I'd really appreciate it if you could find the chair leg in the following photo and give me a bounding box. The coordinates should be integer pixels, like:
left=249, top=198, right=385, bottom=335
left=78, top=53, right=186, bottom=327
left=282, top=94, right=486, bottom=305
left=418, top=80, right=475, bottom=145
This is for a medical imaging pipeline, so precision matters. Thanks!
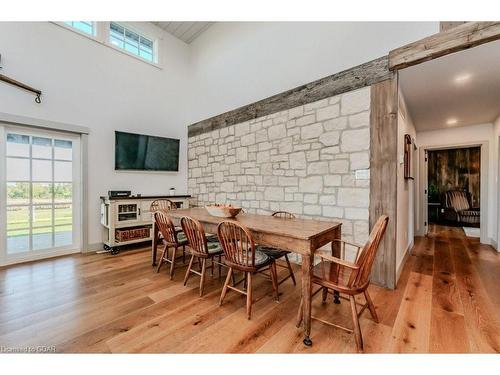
left=156, top=245, right=168, bottom=273
left=284, top=254, right=296, bottom=286
left=246, top=272, right=253, bottom=320
left=364, top=290, right=379, bottom=323
left=270, top=262, right=279, bottom=302
left=296, top=297, right=304, bottom=327
left=182, top=245, right=186, bottom=264
left=199, top=258, right=207, bottom=297
left=322, top=287, right=328, bottom=303
left=183, top=254, right=195, bottom=286
left=349, top=295, right=364, bottom=353
left=169, top=245, right=178, bottom=280
left=219, top=267, right=233, bottom=306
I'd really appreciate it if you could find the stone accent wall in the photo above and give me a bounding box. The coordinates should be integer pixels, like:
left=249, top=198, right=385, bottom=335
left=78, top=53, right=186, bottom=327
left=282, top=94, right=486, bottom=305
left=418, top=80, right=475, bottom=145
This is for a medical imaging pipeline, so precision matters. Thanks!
left=187, top=87, right=371, bottom=251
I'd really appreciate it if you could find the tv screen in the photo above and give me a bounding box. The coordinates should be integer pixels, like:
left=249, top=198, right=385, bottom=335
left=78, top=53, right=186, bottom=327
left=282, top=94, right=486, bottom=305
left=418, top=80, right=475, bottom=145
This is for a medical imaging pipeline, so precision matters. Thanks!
left=115, top=131, right=180, bottom=171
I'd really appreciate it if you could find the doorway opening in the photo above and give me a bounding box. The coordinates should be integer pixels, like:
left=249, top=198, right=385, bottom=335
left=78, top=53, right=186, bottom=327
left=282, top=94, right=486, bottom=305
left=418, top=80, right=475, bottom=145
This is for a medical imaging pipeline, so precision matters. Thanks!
left=426, top=146, right=481, bottom=238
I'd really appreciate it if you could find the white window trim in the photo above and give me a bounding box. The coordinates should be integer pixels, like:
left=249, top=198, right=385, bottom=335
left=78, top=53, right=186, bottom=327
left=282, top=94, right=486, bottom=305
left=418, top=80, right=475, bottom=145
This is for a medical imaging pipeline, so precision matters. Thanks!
left=51, top=21, right=161, bottom=69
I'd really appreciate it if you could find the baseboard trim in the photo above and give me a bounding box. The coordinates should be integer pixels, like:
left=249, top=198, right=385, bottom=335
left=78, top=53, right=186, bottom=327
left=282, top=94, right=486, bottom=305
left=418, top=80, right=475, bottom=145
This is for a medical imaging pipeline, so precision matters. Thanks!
left=396, top=241, right=413, bottom=284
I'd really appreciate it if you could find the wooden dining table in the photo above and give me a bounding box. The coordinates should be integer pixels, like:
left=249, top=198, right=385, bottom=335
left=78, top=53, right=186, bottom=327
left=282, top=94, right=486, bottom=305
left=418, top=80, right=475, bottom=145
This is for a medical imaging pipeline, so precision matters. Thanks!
left=151, top=207, right=342, bottom=346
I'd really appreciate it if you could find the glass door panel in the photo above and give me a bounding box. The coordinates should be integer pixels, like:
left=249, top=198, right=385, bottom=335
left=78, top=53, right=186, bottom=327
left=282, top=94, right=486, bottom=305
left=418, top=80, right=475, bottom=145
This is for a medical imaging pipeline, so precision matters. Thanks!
left=3, top=128, right=80, bottom=259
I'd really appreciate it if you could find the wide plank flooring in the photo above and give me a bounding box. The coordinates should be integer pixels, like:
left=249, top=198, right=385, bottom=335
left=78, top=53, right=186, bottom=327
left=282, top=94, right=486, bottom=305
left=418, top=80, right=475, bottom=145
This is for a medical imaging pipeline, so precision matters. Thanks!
left=0, top=225, right=499, bottom=353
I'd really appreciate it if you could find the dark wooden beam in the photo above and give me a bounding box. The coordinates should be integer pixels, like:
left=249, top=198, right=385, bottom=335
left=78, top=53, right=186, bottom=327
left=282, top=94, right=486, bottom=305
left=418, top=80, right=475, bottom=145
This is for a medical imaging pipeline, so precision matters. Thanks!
left=369, top=77, right=398, bottom=289
left=188, top=56, right=391, bottom=137
left=389, top=22, right=500, bottom=71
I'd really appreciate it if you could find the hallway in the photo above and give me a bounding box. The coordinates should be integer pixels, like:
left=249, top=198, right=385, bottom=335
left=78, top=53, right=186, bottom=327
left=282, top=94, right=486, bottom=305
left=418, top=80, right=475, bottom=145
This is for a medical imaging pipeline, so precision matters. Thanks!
left=398, top=225, right=500, bottom=352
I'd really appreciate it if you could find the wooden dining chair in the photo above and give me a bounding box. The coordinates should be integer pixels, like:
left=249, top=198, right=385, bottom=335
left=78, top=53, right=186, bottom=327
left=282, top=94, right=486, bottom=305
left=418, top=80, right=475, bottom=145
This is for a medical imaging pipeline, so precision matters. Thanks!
left=150, top=199, right=176, bottom=212
left=154, top=211, right=188, bottom=279
left=256, top=211, right=297, bottom=286
left=217, top=221, right=279, bottom=320
left=296, top=215, right=389, bottom=353
left=150, top=199, right=181, bottom=264
left=180, top=216, right=224, bottom=297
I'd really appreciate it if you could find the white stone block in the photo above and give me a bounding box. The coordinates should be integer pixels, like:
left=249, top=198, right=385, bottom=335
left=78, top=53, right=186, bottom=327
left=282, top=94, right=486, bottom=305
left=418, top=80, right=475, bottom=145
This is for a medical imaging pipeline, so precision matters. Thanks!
left=278, top=176, right=299, bottom=186
left=304, top=205, right=322, bottom=215
left=341, top=87, right=370, bottom=115
left=337, top=188, right=369, bottom=208
left=349, top=111, right=370, bottom=128
left=316, top=104, right=340, bottom=121
left=264, top=186, right=284, bottom=201
left=241, top=133, right=255, bottom=146
left=345, top=208, right=369, bottom=220
left=350, top=152, right=370, bottom=170
left=299, top=176, right=323, bottom=193
left=319, top=131, right=340, bottom=146
left=323, top=117, right=348, bottom=131
left=235, top=122, right=250, bottom=136
left=295, top=114, right=316, bottom=127
left=329, top=160, right=349, bottom=174
left=288, top=106, right=304, bottom=119
left=300, top=122, right=323, bottom=139
left=289, top=152, right=307, bottom=169
left=268, top=123, right=287, bottom=140
left=319, top=195, right=336, bottom=206
left=304, top=194, right=318, bottom=204
left=323, top=206, right=344, bottom=218
left=307, top=161, right=329, bottom=175
left=324, top=175, right=341, bottom=186
left=340, top=128, right=370, bottom=152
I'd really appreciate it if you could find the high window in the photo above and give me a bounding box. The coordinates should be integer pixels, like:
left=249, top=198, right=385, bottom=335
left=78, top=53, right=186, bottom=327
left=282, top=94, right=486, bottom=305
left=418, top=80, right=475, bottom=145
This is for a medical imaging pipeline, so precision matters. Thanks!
left=109, top=22, right=155, bottom=62
left=64, top=21, right=95, bottom=36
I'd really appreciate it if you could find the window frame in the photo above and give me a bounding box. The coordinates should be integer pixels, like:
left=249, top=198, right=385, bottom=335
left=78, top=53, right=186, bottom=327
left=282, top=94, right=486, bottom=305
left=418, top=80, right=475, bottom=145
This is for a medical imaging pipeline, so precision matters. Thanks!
left=63, top=21, right=96, bottom=37
left=0, top=124, right=82, bottom=265
left=108, top=22, right=156, bottom=64
left=52, top=21, right=161, bottom=68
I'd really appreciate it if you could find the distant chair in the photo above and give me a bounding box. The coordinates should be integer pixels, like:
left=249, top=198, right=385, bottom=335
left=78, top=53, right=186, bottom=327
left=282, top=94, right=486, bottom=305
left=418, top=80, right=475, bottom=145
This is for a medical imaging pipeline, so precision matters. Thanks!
left=296, top=215, right=389, bottom=353
left=256, top=211, right=297, bottom=286
left=443, top=190, right=480, bottom=226
left=150, top=199, right=176, bottom=212
left=217, top=220, right=279, bottom=320
left=180, top=216, right=224, bottom=297
left=154, top=211, right=188, bottom=279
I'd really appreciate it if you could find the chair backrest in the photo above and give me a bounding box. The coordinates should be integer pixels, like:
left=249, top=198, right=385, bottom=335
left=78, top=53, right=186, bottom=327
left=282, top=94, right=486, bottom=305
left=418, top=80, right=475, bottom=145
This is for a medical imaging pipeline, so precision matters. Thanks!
left=350, top=215, right=389, bottom=288
left=217, top=221, right=257, bottom=269
left=154, top=211, right=178, bottom=244
left=444, top=190, right=471, bottom=211
left=271, top=211, right=296, bottom=219
left=180, top=216, right=208, bottom=255
left=150, top=199, right=176, bottom=212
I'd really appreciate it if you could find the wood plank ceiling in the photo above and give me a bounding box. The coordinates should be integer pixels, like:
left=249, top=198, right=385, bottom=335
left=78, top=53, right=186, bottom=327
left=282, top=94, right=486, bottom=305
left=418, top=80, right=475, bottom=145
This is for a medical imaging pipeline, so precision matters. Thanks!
left=152, top=22, right=214, bottom=43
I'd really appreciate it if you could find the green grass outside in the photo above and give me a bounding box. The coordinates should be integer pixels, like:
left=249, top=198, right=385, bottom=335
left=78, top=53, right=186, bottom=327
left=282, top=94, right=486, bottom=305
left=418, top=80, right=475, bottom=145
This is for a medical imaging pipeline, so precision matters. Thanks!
left=7, top=206, right=72, bottom=237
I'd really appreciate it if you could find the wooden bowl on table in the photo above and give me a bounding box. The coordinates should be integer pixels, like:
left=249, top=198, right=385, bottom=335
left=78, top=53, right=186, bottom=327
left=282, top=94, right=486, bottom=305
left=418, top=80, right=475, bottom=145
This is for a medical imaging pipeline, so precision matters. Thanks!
left=205, top=204, right=242, bottom=218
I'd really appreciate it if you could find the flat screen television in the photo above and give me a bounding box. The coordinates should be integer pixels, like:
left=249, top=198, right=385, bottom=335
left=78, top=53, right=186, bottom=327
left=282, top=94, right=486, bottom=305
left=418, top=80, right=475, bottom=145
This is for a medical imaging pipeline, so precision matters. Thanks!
left=115, top=131, right=180, bottom=171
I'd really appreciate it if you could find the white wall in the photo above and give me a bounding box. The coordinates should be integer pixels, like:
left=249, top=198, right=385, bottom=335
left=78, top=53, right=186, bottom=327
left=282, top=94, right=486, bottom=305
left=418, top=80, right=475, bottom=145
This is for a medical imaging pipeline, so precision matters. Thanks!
left=0, top=22, right=191, bottom=246
left=494, top=115, right=500, bottom=249
left=0, top=21, right=440, bottom=251
left=396, top=90, right=416, bottom=278
left=187, top=22, right=439, bottom=124
left=416, top=123, right=498, bottom=248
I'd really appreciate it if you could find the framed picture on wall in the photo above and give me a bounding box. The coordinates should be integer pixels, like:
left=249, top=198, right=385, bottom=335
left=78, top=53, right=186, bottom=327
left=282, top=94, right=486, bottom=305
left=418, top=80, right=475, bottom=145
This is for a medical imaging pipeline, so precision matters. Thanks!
left=404, top=134, right=414, bottom=179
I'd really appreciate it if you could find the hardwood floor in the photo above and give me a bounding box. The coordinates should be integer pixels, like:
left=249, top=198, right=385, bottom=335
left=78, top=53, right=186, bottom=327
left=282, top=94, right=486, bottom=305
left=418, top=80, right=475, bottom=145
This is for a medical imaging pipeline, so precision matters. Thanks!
left=1, top=225, right=499, bottom=353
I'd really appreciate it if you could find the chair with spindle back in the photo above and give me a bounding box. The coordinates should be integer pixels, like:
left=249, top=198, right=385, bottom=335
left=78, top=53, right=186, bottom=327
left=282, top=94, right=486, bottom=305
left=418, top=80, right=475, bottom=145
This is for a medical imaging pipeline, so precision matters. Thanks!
left=180, top=216, right=224, bottom=297
left=256, top=211, right=297, bottom=286
left=296, top=215, right=389, bottom=353
left=150, top=199, right=180, bottom=265
left=217, top=221, right=279, bottom=320
left=154, top=211, right=188, bottom=279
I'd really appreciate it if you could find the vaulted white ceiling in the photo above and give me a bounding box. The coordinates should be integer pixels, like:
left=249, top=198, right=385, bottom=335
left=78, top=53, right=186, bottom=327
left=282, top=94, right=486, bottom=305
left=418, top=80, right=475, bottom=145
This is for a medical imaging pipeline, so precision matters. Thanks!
left=399, top=40, right=500, bottom=131
left=152, top=22, right=214, bottom=44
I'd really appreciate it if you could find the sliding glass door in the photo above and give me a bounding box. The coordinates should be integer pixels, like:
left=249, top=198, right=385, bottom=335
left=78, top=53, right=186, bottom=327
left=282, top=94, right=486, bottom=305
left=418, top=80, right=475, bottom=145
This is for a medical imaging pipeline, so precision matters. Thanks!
left=0, top=124, right=81, bottom=264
